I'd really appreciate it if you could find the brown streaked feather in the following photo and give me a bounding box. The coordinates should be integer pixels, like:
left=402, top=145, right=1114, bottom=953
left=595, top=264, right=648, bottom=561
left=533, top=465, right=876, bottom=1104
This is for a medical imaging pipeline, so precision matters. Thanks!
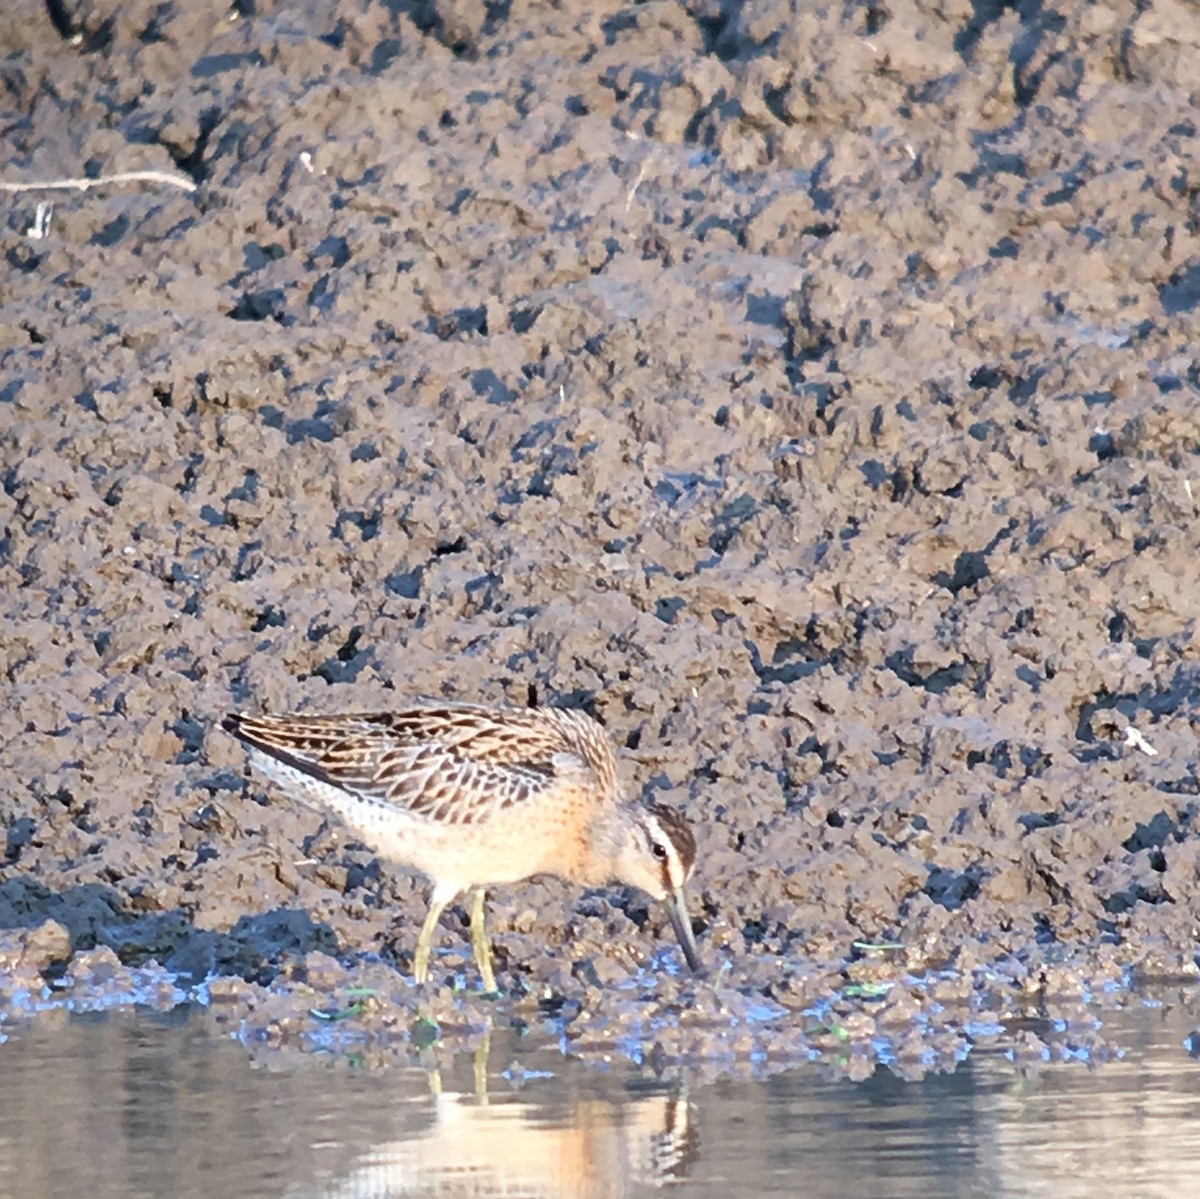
left=221, top=702, right=611, bottom=826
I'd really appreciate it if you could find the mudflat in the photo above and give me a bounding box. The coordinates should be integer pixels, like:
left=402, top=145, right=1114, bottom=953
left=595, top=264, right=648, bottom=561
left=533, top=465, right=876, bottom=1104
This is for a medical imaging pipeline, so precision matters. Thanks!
left=1, top=0, right=1198, bottom=1068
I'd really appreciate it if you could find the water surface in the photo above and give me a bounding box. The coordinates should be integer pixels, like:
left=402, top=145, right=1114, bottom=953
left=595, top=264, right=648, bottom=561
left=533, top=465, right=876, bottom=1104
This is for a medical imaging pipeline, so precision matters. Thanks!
left=0, top=999, right=1197, bottom=1197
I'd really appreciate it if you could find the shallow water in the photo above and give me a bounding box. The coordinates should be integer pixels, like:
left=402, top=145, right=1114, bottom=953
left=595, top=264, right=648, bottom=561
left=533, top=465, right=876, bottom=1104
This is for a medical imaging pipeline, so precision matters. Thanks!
left=1, top=999, right=1198, bottom=1198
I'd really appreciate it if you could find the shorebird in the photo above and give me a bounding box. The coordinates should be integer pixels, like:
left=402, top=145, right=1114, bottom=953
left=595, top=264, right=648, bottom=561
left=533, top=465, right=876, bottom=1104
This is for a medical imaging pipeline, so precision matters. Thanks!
left=222, top=700, right=700, bottom=991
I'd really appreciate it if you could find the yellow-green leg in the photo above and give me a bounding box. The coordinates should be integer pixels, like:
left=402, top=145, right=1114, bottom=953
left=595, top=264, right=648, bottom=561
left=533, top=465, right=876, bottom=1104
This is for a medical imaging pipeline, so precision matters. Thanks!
left=469, top=888, right=498, bottom=994
left=413, top=896, right=449, bottom=984
left=473, top=1030, right=492, bottom=1100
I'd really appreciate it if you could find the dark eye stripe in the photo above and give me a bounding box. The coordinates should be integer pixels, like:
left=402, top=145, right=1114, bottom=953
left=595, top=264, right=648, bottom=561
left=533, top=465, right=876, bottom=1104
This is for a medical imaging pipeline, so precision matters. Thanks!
left=646, top=804, right=695, bottom=875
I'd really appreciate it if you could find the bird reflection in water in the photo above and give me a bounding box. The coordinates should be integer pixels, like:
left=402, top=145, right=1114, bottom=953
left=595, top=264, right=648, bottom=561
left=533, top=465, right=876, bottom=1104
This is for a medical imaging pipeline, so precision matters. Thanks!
left=292, top=1044, right=697, bottom=1198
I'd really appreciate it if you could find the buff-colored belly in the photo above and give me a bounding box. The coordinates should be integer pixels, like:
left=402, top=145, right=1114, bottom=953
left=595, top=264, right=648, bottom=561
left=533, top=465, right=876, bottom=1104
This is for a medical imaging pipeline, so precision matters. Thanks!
left=254, top=751, right=592, bottom=897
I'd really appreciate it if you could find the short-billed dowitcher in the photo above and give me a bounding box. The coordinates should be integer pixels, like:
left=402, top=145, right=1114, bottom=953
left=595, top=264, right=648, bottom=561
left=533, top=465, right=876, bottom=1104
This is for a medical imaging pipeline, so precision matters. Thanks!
left=222, top=700, right=700, bottom=990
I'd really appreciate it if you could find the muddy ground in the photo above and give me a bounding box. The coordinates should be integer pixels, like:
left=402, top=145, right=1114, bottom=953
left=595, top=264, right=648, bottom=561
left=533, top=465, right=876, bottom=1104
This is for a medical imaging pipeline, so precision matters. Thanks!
left=1, top=0, right=1199, bottom=1071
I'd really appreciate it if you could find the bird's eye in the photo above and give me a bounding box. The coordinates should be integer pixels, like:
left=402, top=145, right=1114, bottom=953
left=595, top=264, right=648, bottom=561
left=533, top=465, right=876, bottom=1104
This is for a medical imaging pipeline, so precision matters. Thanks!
left=651, top=841, right=668, bottom=862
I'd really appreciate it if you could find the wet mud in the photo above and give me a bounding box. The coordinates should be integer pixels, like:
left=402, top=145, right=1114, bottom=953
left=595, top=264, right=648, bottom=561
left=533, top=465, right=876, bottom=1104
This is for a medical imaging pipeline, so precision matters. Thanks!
left=2, top=0, right=1199, bottom=1074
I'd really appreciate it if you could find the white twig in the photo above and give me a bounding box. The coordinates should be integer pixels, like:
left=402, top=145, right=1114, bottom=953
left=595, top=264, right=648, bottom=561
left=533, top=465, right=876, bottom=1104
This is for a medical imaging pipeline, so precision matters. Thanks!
left=0, top=169, right=197, bottom=194
left=626, top=163, right=647, bottom=211
left=1123, top=726, right=1158, bottom=757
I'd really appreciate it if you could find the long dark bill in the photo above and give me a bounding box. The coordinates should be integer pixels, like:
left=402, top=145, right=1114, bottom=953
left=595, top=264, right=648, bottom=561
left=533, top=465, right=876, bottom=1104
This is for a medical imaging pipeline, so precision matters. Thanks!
left=666, top=886, right=701, bottom=973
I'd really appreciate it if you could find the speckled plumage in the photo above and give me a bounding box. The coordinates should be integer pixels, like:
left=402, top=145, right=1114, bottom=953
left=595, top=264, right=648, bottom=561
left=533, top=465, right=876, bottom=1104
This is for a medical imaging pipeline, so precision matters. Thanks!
left=222, top=700, right=700, bottom=989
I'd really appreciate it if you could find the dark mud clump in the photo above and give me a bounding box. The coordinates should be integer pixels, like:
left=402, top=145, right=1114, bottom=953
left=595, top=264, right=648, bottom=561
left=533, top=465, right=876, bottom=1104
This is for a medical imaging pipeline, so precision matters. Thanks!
left=2, top=0, right=1199, bottom=1073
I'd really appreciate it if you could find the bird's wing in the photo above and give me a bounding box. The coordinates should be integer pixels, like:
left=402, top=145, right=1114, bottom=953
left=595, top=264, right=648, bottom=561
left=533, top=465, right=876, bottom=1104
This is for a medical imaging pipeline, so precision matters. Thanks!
left=224, top=707, right=579, bottom=825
